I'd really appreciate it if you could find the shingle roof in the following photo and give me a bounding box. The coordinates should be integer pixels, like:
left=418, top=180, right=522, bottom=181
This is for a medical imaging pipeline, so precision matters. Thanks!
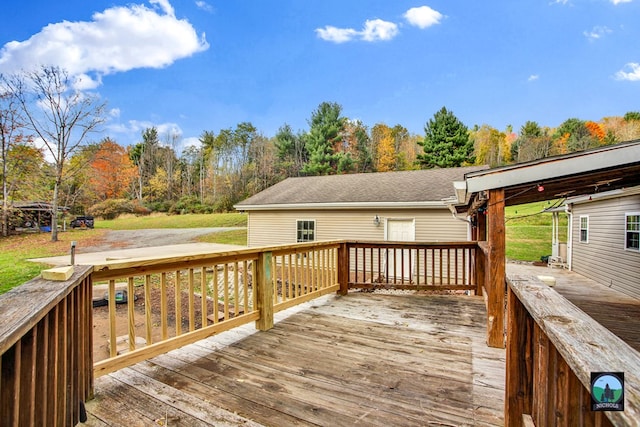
left=236, top=166, right=487, bottom=209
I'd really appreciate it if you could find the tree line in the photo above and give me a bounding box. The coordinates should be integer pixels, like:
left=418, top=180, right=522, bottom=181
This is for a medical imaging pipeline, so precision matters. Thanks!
left=2, top=66, right=640, bottom=240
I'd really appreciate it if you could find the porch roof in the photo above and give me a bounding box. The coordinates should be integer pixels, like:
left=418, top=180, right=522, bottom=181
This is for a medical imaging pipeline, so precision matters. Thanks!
left=452, top=139, right=640, bottom=212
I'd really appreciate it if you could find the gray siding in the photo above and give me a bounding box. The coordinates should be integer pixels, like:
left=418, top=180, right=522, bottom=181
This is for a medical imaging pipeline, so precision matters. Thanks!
left=246, top=208, right=468, bottom=248
left=570, top=194, right=640, bottom=299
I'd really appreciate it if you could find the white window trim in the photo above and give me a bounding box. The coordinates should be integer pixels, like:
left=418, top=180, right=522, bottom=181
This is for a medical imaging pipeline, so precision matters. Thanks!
left=296, top=219, right=316, bottom=243
left=579, top=215, right=589, bottom=243
left=625, top=212, right=640, bottom=252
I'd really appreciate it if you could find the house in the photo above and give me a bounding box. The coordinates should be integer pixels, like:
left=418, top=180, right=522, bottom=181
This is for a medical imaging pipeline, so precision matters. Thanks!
left=564, top=185, right=640, bottom=300
left=235, top=166, right=487, bottom=247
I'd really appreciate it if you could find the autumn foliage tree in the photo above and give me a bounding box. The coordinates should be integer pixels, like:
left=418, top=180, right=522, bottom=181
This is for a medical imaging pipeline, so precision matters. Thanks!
left=4, top=66, right=106, bottom=241
left=372, top=123, right=396, bottom=172
left=88, top=138, right=136, bottom=201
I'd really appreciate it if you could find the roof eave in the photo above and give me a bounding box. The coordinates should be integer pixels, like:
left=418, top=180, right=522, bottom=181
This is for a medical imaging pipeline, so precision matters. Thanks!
left=234, top=201, right=448, bottom=211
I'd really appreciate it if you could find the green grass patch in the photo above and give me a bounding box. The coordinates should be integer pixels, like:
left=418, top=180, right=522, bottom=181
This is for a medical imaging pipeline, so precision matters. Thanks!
left=0, top=229, right=107, bottom=294
left=96, top=212, right=247, bottom=229
left=197, top=228, right=247, bottom=246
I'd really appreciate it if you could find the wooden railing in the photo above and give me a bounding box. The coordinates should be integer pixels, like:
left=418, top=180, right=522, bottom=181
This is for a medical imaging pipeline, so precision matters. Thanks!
left=0, top=265, right=94, bottom=427
left=91, top=241, right=340, bottom=378
left=505, top=275, right=640, bottom=426
left=0, top=240, right=481, bottom=426
left=346, top=241, right=480, bottom=293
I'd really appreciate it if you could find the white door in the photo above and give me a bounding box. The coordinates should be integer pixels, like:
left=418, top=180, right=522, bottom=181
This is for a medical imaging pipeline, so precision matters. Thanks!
left=385, top=219, right=415, bottom=281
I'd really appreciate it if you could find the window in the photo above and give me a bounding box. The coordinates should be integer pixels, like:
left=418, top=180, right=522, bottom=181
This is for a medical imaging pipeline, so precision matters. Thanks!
left=579, top=216, right=589, bottom=243
left=626, top=213, right=640, bottom=251
left=296, top=220, right=315, bottom=242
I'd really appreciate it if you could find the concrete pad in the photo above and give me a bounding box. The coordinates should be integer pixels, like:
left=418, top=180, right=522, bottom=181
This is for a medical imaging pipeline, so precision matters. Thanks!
left=30, top=243, right=246, bottom=266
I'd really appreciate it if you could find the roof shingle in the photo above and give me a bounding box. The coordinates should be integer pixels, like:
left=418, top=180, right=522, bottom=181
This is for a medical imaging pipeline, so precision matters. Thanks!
left=236, top=166, right=487, bottom=207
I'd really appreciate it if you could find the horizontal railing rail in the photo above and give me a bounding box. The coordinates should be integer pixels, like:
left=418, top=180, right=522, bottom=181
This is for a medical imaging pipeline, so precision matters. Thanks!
left=505, top=275, right=639, bottom=426
left=346, top=241, right=480, bottom=293
left=0, top=266, right=94, bottom=427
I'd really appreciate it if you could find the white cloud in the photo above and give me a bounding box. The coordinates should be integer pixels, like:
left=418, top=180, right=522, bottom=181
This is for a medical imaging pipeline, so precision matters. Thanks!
left=109, top=108, right=121, bottom=118
left=316, top=19, right=398, bottom=43
left=315, top=26, right=359, bottom=43
left=528, top=74, right=539, bottom=82
left=361, top=19, right=399, bottom=42
left=404, top=6, right=443, bottom=29
left=0, top=0, right=208, bottom=87
left=611, top=0, right=632, bottom=4
left=615, top=63, right=640, bottom=81
left=150, top=0, right=175, bottom=16
left=182, top=136, right=202, bottom=149
left=195, top=1, right=214, bottom=13
left=584, top=26, right=612, bottom=41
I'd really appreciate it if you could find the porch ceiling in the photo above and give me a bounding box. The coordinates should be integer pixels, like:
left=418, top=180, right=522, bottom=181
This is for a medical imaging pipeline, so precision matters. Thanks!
left=501, top=162, right=640, bottom=206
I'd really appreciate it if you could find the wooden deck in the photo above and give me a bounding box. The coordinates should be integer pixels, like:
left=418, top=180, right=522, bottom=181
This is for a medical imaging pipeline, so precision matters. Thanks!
left=507, top=263, right=640, bottom=352
left=83, top=293, right=505, bottom=426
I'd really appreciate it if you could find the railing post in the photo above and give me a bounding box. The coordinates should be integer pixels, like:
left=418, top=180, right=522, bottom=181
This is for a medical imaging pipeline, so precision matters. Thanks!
left=255, top=251, right=274, bottom=331
left=337, top=242, right=349, bottom=295
left=505, top=285, right=534, bottom=426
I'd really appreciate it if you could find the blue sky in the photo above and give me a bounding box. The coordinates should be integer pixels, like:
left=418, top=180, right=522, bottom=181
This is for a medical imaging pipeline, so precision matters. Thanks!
left=1, top=0, right=639, bottom=151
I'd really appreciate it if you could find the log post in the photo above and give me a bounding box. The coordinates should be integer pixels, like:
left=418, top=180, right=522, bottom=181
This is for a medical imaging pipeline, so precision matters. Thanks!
left=487, top=188, right=506, bottom=348
left=255, top=251, right=274, bottom=331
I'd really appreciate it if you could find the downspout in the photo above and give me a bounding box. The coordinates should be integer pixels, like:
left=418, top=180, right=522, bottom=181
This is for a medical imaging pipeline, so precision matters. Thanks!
left=565, top=204, right=573, bottom=270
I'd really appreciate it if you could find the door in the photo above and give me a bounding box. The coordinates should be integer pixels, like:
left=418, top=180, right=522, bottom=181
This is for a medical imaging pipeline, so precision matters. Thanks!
left=385, top=219, right=415, bottom=281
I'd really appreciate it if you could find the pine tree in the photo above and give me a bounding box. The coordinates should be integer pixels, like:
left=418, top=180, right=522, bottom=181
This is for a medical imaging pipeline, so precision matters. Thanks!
left=302, top=102, right=348, bottom=175
left=417, top=107, right=474, bottom=168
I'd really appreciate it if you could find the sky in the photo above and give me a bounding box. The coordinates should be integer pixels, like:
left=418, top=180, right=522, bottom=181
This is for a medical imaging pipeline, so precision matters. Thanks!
left=1, top=0, right=639, bottom=152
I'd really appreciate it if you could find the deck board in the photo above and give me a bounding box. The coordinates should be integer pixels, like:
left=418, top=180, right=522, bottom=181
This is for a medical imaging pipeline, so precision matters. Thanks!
left=84, top=293, right=505, bottom=426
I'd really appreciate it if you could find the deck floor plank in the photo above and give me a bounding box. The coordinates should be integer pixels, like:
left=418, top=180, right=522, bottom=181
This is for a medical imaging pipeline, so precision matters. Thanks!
left=84, top=293, right=505, bottom=426
left=507, top=263, right=640, bottom=352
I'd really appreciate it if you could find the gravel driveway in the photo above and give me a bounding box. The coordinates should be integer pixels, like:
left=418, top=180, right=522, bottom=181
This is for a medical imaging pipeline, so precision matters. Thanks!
left=32, top=228, right=246, bottom=266
left=82, top=227, right=244, bottom=252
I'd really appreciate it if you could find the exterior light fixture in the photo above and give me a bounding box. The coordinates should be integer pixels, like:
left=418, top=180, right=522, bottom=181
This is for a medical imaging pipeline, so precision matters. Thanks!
left=537, top=184, right=544, bottom=192
left=373, top=215, right=381, bottom=226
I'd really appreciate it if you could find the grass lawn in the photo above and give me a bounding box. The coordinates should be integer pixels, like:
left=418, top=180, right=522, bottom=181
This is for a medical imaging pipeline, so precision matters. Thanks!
left=0, top=213, right=248, bottom=294
left=97, top=212, right=247, bottom=229
left=505, top=200, right=568, bottom=261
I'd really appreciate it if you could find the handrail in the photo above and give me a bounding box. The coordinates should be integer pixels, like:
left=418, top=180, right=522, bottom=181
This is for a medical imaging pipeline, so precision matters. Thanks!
left=506, top=275, right=639, bottom=426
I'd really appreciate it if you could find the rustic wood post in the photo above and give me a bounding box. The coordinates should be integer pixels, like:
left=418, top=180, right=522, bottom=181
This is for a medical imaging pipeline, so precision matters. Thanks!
left=337, top=242, right=349, bottom=295
left=487, top=188, right=506, bottom=348
left=505, top=286, right=534, bottom=426
left=255, top=251, right=274, bottom=331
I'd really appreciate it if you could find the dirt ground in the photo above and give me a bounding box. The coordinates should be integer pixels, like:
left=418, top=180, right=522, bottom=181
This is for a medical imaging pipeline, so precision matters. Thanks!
left=92, top=283, right=209, bottom=362
left=87, top=229, right=229, bottom=363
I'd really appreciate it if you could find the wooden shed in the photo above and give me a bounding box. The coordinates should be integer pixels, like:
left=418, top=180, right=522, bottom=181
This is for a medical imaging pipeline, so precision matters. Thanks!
left=235, top=166, right=487, bottom=247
